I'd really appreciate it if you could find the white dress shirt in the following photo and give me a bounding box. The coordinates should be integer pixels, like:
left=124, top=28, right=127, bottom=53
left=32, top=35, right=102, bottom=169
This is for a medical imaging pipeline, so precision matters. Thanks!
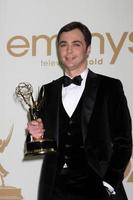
left=62, top=68, right=88, bottom=117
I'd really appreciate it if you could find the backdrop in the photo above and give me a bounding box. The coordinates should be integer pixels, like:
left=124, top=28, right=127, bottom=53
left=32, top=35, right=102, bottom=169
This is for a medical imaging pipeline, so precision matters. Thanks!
left=0, top=0, right=133, bottom=199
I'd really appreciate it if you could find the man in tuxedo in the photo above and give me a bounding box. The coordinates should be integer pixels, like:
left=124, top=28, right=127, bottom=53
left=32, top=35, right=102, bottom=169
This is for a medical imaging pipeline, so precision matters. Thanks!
left=26, top=22, right=132, bottom=200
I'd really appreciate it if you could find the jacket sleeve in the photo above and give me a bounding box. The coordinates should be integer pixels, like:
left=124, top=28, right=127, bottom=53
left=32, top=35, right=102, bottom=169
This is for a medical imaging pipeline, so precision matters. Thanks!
left=104, top=79, right=132, bottom=188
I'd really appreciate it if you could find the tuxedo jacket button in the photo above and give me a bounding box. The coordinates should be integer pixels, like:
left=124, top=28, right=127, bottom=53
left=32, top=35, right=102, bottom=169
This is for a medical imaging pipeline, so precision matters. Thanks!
left=65, top=144, right=71, bottom=148
left=64, top=155, right=70, bottom=159
left=69, top=120, right=73, bottom=125
left=67, top=132, right=71, bottom=136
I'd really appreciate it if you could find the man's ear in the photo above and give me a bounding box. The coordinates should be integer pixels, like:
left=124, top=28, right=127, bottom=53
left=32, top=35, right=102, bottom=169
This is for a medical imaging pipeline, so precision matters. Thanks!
left=86, top=45, right=91, bottom=57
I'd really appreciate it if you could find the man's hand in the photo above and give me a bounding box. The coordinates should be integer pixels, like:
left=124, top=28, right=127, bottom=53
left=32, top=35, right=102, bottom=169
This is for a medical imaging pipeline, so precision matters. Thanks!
left=26, top=118, right=45, bottom=141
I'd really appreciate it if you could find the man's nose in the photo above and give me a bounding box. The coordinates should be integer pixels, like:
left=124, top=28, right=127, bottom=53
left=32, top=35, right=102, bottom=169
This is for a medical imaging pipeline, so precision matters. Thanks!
left=67, top=45, right=72, bottom=53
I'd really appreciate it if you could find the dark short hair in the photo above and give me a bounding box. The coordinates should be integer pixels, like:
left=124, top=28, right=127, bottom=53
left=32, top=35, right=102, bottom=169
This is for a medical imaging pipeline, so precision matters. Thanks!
left=57, top=21, right=92, bottom=48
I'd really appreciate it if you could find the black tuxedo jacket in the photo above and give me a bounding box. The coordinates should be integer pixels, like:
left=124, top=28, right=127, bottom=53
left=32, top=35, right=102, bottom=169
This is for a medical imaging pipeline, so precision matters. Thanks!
left=38, top=70, right=132, bottom=200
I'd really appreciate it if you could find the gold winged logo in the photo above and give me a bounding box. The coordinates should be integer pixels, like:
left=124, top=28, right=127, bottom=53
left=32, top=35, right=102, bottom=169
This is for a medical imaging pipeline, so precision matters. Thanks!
left=0, top=125, right=23, bottom=199
left=0, top=125, right=13, bottom=186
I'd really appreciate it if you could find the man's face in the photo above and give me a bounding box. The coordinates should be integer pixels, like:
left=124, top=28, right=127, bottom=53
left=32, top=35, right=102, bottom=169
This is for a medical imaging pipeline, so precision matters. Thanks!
left=58, top=29, right=90, bottom=73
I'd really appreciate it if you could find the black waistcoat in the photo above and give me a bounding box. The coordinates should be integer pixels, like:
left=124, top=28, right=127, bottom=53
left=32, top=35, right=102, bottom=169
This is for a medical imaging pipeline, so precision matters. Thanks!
left=57, top=95, right=88, bottom=170
left=52, top=92, right=107, bottom=200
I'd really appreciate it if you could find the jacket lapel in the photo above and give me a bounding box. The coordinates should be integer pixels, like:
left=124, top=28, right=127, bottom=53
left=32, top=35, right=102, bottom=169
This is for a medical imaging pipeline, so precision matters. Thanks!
left=81, top=70, right=101, bottom=143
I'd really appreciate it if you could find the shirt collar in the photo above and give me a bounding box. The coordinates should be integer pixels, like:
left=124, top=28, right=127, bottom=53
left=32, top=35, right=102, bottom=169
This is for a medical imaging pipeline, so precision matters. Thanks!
left=80, top=68, right=88, bottom=81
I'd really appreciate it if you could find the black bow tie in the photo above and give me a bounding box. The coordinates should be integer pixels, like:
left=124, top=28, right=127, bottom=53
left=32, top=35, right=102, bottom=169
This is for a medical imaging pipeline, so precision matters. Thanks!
left=63, top=75, right=83, bottom=87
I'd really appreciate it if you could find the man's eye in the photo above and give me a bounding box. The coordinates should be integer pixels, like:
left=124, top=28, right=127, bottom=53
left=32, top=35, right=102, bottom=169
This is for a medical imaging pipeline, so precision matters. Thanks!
left=73, top=43, right=81, bottom=46
left=59, top=43, right=66, bottom=47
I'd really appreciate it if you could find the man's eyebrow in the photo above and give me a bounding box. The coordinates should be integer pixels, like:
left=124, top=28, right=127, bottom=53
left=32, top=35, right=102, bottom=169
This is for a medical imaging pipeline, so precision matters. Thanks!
left=59, top=40, right=82, bottom=45
left=59, top=41, right=67, bottom=45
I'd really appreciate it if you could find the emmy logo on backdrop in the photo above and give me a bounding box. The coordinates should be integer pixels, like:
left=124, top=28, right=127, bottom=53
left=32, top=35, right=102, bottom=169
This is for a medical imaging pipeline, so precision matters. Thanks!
left=0, top=125, right=23, bottom=200
left=15, top=82, right=56, bottom=157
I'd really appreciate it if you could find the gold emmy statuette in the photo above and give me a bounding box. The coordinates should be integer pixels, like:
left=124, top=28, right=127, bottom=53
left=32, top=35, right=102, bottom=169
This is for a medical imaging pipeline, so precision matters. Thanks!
left=15, top=82, right=56, bottom=157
